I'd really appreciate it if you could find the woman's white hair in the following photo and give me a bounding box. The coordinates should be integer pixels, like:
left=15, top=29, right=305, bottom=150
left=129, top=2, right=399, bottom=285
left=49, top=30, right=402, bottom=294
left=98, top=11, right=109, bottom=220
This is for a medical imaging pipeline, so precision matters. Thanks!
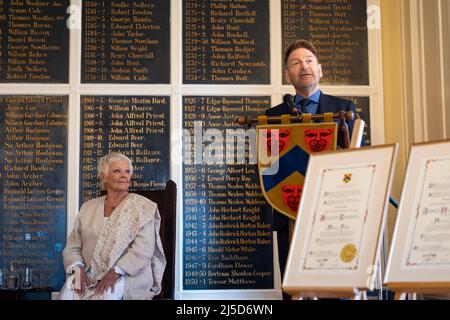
left=97, top=153, right=133, bottom=190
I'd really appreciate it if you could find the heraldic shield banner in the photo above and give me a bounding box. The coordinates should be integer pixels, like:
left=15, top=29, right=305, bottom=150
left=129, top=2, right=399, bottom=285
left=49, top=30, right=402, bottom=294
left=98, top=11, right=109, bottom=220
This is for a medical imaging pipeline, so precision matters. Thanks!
left=257, top=122, right=337, bottom=219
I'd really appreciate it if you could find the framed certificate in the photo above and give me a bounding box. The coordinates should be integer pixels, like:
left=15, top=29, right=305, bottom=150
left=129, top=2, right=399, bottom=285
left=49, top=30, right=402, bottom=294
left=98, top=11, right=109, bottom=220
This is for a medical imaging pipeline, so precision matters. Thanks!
left=282, top=144, right=398, bottom=296
left=385, top=140, right=450, bottom=291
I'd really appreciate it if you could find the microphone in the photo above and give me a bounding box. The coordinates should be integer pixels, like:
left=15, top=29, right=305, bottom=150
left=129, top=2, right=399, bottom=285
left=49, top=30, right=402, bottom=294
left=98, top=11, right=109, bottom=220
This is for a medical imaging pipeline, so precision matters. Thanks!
left=283, top=94, right=300, bottom=116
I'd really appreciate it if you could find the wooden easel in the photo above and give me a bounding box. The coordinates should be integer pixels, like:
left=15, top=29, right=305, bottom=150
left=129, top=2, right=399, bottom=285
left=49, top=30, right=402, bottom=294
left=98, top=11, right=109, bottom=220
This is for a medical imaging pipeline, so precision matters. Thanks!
left=285, top=287, right=369, bottom=300
left=388, top=283, right=450, bottom=300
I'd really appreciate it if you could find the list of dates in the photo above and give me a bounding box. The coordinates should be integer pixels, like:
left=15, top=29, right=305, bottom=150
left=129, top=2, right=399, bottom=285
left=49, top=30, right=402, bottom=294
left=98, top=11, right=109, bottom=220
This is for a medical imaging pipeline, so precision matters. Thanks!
left=0, top=0, right=69, bottom=82
left=183, top=96, right=274, bottom=289
left=183, top=0, right=270, bottom=84
left=80, top=96, right=170, bottom=204
left=282, top=0, right=369, bottom=85
left=0, top=96, right=68, bottom=289
left=82, top=0, right=170, bottom=83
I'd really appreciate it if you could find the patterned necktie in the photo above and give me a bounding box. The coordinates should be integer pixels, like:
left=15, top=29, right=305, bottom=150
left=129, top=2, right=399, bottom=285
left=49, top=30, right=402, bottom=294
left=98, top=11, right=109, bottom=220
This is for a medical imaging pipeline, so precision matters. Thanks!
left=300, top=99, right=310, bottom=114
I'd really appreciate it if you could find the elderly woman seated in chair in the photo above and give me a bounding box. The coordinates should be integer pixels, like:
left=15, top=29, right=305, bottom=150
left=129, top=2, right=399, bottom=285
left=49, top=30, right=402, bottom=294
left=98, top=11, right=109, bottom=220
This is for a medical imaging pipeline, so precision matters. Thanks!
left=60, top=153, right=166, bottom=300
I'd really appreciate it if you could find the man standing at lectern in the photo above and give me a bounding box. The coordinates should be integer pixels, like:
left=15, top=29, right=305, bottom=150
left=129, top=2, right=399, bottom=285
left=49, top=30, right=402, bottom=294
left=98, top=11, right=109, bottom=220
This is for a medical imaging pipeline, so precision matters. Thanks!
left=265, top=39, right=360, bottom=282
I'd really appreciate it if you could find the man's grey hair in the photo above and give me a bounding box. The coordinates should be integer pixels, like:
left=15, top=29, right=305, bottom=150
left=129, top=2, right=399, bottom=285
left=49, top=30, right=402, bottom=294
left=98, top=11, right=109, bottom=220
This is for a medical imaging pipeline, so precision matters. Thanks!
left=97, top=153, right=133, bottom=189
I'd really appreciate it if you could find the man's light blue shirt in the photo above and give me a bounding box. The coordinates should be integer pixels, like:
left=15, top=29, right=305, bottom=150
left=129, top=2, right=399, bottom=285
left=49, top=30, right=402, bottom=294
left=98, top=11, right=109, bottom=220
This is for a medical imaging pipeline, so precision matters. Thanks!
left=294, top=90, right=321, bottom=114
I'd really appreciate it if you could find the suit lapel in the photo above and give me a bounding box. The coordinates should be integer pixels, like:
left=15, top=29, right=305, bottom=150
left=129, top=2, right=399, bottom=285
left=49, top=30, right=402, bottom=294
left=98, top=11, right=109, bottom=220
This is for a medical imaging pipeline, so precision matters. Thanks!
left=317, top=93, right=329, bottom=114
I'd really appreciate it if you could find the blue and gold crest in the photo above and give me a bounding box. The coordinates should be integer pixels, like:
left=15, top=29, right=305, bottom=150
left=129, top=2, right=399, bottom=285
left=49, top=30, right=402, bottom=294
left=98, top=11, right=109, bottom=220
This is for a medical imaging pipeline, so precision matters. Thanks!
left=257, top=120, right=337, bottom=219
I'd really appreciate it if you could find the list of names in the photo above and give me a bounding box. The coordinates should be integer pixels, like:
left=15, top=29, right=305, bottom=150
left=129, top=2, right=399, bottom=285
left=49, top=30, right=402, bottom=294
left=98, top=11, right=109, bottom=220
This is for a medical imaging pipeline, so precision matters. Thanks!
left=80, top=95, right=170, bottom=204
left=82, top=0, right=170, bottom=83
left=0, top=95, right=68, bottom=288
left=282, top=0, right=368, bottom=85
left=0, top=0, right=69, bottom=82
left=183, top=0, right=270, bottom=84
left=183, top=96, right=273, bottom=289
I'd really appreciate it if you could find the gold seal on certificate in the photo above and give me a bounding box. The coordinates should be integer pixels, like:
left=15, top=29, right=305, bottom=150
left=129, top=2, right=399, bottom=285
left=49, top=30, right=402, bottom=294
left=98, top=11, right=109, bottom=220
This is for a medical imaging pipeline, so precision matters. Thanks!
left=343, top=173, right=352, bottom=184
left=340, top=244, right=357, bottom=263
